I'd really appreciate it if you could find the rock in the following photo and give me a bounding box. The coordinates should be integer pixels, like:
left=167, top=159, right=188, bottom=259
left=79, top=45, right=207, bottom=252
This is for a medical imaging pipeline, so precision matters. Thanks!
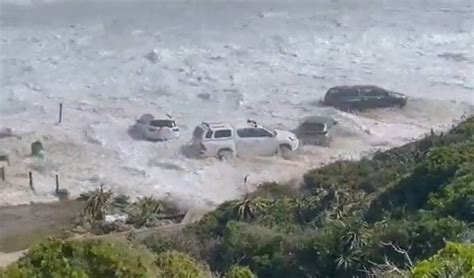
left=181, top=207, right=210, bottom=225
left=0, top=128, right=14, bottom=139
left=55, top=189, right=70, bottom=201
left=144, top=49, right=160, bottom=63
left=197, top=92, right=211, bottom=101
left=31, top=141, right=44, bottom=158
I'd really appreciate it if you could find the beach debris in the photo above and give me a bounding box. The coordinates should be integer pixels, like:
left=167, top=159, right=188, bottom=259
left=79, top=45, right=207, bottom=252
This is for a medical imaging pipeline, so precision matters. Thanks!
left=144, top=49, right=160, bottom=63
left=0, top=154, right=9, bottom=166
left=105, top=213, right=128, bottom=223
left=55, top=189, right=70, bottom=201
left=55, top=175, right=70, bottom=201
left=0, top=128, right=21, bottom=139
left=31, top=141, right=44, bottom=158
left=197, top=92, right=211, bottom=101
left=181, top=206, right=211, bottom=225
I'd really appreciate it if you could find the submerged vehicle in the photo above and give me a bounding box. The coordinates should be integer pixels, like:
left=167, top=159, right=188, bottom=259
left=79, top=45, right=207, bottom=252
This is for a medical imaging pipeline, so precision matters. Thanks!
left=191, top=120, right=299, bottom=160
left=295, top=116, right=338, bottom=147
left=131, top=114, right=180, bottom=142
left=323, top=85, right=407, bottom=111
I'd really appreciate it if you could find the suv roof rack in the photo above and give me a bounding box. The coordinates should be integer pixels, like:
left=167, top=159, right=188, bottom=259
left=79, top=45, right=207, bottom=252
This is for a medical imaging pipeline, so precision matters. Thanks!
left=201, top=122, right=232, bottom=130
left=247, top=119, right=258, bottom=127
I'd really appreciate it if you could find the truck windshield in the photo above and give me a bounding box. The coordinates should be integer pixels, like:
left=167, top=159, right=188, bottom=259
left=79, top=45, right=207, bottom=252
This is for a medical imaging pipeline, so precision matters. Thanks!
left=301, top=122, right=326, bottom=134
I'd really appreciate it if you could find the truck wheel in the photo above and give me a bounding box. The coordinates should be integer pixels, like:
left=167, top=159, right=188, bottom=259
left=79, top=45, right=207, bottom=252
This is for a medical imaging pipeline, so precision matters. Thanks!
left=340, top=104, right=354, bottom=113
left=218, top=149, right=234, bottom=161
left=322, top=140, right=331, bottom=148
left=398, top=100, right=407, bottom=108
left=279, top=145, right=293, bottom=160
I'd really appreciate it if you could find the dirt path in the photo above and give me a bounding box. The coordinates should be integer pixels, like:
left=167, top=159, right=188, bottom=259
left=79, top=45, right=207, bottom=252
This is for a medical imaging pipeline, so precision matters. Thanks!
left=0, top=200, right=84, bottom=252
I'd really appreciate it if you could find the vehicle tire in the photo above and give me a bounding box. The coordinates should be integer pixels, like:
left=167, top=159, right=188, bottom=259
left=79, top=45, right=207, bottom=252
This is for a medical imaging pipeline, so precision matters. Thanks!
left=322, top=139, right=331, bottom=148
left=218, top=149, right=234, bottom=161
left=398, top=100, right=407, bottom=108
left=279, top=144, right=293, bottom=160
left=340, top=104, right=354, bottom=113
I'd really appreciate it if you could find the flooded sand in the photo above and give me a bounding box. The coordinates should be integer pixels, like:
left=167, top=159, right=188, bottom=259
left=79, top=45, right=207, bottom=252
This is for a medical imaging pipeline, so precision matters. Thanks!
left=0, top=200, right=84, bottom=252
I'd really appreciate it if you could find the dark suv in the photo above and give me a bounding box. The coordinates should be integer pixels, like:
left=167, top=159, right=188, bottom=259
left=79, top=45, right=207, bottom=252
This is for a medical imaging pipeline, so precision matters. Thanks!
left=323, top=85, right=407, bottom=111
left=295, top=116, right=337, bottom=147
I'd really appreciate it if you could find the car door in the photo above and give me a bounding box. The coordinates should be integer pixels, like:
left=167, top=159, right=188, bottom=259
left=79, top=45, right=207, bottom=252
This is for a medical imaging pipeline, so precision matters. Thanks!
left=359, top=88, right=375, bottom=108
left=236, top=128, right=258, bottom=157
left=236, top=128, right=275, bottom=157
left=252, top=128, right=278, bottom=156
left=341, top=89, right=362, bottom=109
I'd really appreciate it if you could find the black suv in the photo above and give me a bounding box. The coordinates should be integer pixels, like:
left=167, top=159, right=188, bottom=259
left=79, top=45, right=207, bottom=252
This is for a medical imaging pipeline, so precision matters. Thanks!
left=323, top=85, right=407, bottom=111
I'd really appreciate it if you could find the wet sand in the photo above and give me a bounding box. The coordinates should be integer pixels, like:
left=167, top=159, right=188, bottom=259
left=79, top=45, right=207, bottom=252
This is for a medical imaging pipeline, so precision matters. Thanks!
left=0, top=200, right=84, bottom=252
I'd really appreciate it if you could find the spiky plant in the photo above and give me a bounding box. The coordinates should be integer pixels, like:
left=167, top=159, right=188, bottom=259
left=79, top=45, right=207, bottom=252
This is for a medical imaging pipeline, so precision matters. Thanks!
left=127, top=197, right=164, bottom=227
left=82, top=184, right=113, bottom=222
left=335, top=219, right=369, bottom=274
left=234, top=197, right=268, bottom=222
left=235, top=198, right=254, bottom=221
left=112, top=195, right=130, bottom=210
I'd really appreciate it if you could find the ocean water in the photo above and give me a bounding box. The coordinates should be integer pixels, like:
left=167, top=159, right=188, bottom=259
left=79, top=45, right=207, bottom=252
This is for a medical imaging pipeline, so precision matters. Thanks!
left=0, top=0, right=472, bottom=208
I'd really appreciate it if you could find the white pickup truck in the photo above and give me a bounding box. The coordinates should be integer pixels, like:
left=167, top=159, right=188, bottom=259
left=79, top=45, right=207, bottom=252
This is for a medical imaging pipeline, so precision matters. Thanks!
left=191, top=121, right=299, bottom=160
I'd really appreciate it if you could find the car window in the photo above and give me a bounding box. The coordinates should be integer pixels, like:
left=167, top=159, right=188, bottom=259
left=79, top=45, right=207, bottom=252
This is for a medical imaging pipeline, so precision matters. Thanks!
left=237, top=128, right=256, bottom=138
left=237, top=128, right=272, bottom=138
left=361, top=89, right=381, bottom=97
left=338, top=89, right=359, bottom=97
left=301, top=122, right=325, bottom=133
left=205, top=131, right=213, bottom=139
left=150, top=120, right=175, bottom=128
left=214, top=129, right=232, bottom=138
left=254, top=128, right=273, bottom=137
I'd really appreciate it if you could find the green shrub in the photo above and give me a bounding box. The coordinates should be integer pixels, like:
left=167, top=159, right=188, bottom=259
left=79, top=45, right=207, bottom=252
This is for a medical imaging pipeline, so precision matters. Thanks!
left=191, top=200, right=241, bottom=237
left=1, top=238, right=159, bottom=277
left=225, top=266, right=256, bottom=278
left=411, top=242, right=474, bottom=277
left=428, top=162, right=474, bottom=222
left=249, top=182, right=299, bottom=199
left=126, top=197, right=181, bottom=227
left=219, top=221, right=289, bottom=277
left=366, top=214, right=468, bottom=266
left=156, top=251, right=213, bottom=278
left=143, top=229, right=220, bottom=265
left=366, top=141, right=474, bottom=222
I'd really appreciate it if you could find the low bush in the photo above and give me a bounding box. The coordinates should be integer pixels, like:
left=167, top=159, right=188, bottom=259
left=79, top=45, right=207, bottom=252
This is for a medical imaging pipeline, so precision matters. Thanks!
left=411, top=242, right=474, bottom=277
left=156, top=251, right=213, bottom=278
left=1, top=238, right=159, bottom=277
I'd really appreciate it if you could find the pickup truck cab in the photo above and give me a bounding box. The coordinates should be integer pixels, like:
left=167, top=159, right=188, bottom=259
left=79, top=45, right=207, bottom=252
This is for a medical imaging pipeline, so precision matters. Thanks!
left=191, top=120, right=299, bottom=160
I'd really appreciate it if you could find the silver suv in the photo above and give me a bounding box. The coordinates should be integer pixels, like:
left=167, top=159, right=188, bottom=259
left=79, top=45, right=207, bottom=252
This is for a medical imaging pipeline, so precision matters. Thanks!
left=191, top=120, right=299, bottom=160
left=130, top=114, right=180, bottom=142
